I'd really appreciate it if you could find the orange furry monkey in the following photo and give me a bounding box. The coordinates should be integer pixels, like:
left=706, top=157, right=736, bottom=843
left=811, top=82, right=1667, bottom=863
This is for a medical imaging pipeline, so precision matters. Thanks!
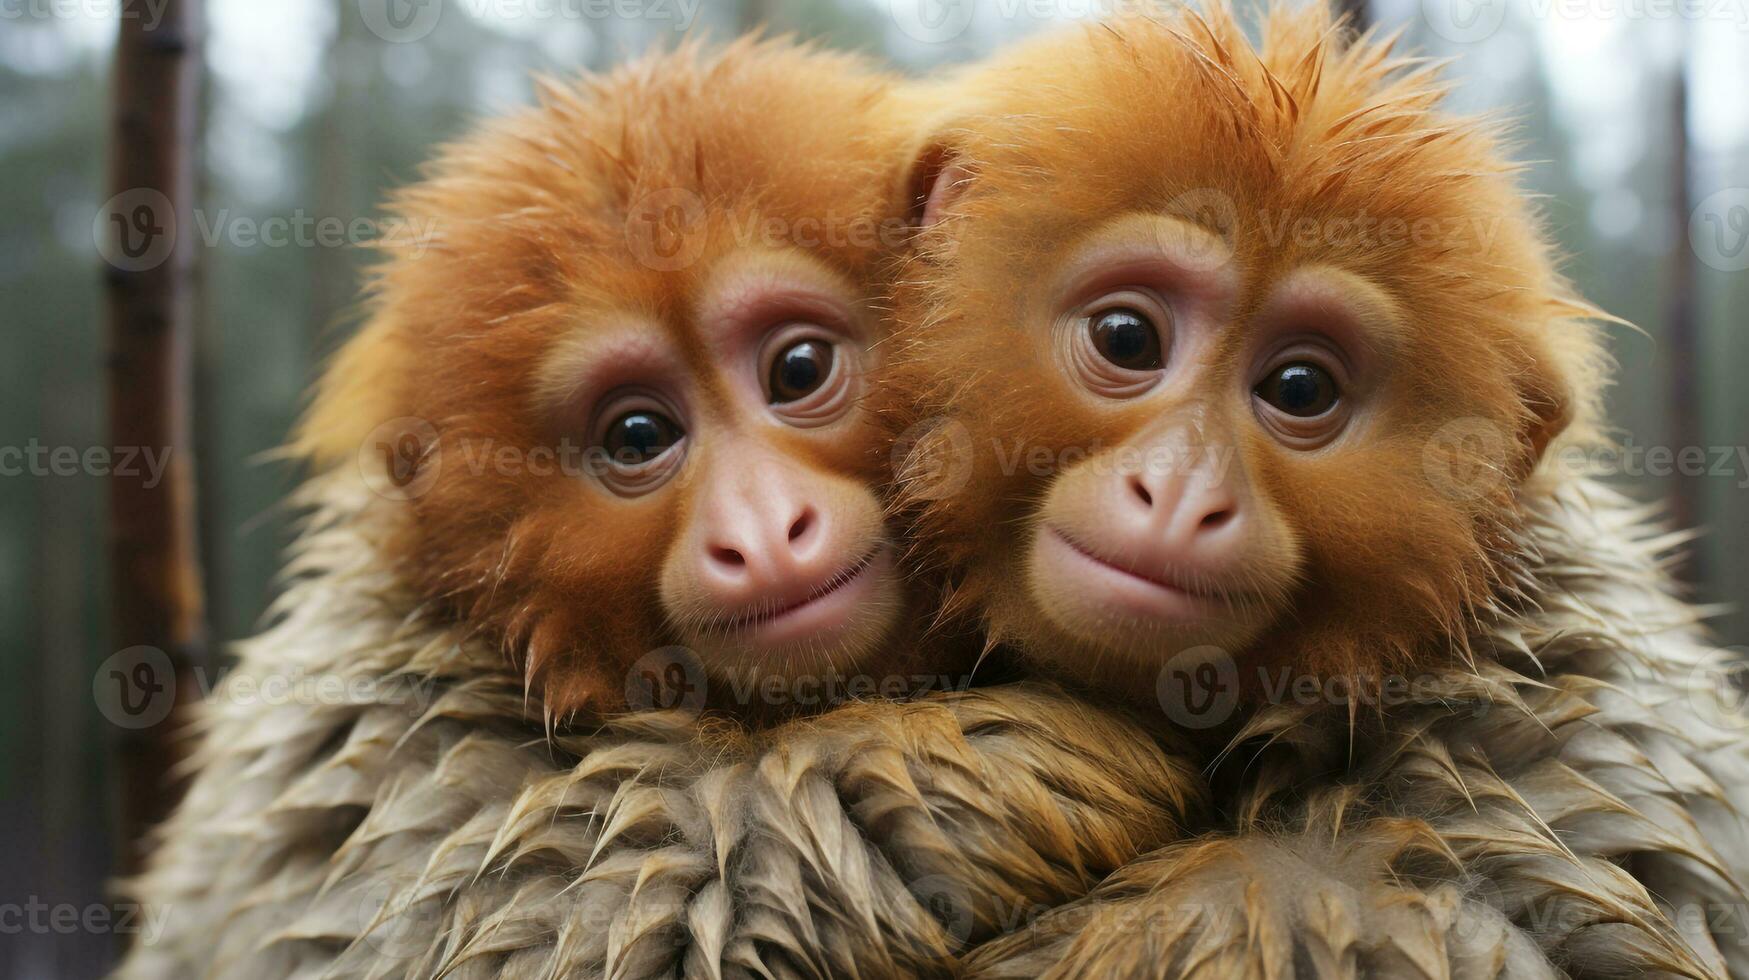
left=897, top=3, right=1598, bottom=718
left=897, top=4, right=1749, bottom=977
left=295, top=39, right=954, bottom=721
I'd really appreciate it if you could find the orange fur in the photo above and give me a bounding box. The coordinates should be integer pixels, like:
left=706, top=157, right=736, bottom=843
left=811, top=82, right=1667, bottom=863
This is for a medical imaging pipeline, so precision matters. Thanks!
left=892, top=2, right=1612, bottom=706
left=293, top=40, right=939, bottom=720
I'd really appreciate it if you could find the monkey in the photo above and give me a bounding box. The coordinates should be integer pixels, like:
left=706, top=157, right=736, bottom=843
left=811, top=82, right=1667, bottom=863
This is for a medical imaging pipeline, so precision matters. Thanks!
left=117, top=40, right=1211, bottom=979
left=892, top=4, right=1749, bottom=975
left=292, top=40, right=950, bottom=723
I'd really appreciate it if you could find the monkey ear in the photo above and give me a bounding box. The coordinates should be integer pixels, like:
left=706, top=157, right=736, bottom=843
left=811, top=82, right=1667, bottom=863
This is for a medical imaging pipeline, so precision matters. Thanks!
left=907, top=143, right=974, bottom=232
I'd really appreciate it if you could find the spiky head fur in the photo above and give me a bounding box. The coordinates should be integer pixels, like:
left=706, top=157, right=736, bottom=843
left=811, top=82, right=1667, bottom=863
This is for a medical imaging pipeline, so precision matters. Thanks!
left=891, top=2, right=1613, bottom=704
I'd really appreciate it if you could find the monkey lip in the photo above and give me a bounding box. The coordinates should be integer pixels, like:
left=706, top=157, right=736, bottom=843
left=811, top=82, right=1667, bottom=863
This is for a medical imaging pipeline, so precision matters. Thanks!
left=1040, top=528, right=1239, bottom=620
left=715, top=546, right=890, bottom=646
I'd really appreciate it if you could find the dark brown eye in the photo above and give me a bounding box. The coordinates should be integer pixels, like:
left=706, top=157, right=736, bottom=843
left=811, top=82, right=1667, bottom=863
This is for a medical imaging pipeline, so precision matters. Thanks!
left=601, top=411, right=683, bottom=465
left=1256, top=362, right=1339, bottom=417
left=768, top=339, right=835, bottom=404
left=1088, top=308, right=1164, bottom=371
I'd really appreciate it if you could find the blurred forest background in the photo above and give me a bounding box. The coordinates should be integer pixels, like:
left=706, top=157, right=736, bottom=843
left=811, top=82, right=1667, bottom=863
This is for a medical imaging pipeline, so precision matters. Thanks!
left=4, top=0, right=1748, bottom=975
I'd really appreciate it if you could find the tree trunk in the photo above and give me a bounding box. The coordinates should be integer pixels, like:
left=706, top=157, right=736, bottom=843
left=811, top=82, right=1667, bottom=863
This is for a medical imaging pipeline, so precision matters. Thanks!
left=101, top=0, right=208, bottom=877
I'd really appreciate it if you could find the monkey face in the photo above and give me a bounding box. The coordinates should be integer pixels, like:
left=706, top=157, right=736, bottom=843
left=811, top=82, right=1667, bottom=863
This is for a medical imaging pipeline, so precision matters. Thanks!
left=538, top=248, right=903, bottom=681
left=305, top=42, right=936, bottom=719
left=897, top=8, right=1597, bottom=699
left=398, top=233, right=910, bottom=719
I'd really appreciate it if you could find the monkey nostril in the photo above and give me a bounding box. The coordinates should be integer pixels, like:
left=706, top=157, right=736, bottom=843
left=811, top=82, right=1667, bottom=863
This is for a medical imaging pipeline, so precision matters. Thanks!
left=1128, top=476, right=1153, bottom=509
left=787, top=507, right=816, bottom=545
left=710, top=544, right=746, bottom=568
left=1199, top=507, right=1235, bottom=532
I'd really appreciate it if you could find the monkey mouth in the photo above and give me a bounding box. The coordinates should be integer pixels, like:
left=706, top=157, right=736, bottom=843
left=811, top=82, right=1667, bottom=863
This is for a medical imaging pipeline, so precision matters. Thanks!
left=714, top=546, right=890, bottom=644
left=1041, top=528, right=1241, bottom=618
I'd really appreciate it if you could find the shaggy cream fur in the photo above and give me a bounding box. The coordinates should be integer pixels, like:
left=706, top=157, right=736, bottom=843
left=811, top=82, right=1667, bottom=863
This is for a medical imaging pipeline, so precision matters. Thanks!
left=116, top=474, right=1208, bottom=979
left=965, top=479, right=1749, bottom=979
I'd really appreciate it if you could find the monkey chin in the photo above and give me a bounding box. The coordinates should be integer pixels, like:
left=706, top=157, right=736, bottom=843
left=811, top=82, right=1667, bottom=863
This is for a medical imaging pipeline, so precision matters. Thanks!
left=1017, top=527, right=1278, bottom=694
left=675, top=546, right=908, bottom=698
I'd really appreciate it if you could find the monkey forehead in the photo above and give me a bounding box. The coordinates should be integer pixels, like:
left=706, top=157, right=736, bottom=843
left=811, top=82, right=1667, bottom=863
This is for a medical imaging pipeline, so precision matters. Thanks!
left=691, top=247, right=867, bottom=354
left=526, top=248, right=865, bottom=413
left=529, top=316, right=686, bottom=416
left=1250, top=265, right=1409, bottom=361
left=1053, top=213, right=1238, bottom=304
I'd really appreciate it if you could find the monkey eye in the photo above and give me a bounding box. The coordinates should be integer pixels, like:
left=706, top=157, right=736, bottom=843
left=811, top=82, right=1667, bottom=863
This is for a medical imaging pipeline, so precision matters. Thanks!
left=1255, top=362, right=1339, bottom=418
left=1063, top=291, right=1173, bottom=399
left=1088, top=307, right=1164, bottom=371
left=759, top=324, right=861, bottom=427
left=768, top=339, right=836, bottom=404
left=601, top=410, right=684, bottom=466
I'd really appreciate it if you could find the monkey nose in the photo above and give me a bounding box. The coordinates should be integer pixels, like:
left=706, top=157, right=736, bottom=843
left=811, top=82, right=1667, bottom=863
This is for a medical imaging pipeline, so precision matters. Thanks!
left=1123, top=469, right=1245, bottom=556
left=699, top=502, right=829, bottom=599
